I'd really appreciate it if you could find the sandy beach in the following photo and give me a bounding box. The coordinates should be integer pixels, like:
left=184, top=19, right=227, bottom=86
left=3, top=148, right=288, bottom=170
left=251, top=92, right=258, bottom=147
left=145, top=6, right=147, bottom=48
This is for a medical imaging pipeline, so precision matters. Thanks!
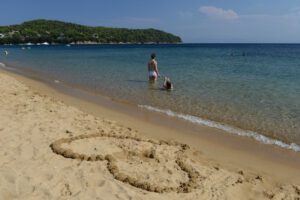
left=0, top=69, right=300, bottom=200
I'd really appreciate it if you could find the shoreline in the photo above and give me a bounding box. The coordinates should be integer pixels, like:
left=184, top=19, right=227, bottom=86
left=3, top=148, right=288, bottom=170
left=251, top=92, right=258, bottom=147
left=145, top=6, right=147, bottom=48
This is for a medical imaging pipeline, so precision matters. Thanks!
left=1, top=61, right=299, bottom=153
left=0, top=66, right=299, bottom=183
left=1, top=67, right=300, bottom=199
left=1, top=43, right=182, bottom=46
left=138, top=105, right=300, bottom=152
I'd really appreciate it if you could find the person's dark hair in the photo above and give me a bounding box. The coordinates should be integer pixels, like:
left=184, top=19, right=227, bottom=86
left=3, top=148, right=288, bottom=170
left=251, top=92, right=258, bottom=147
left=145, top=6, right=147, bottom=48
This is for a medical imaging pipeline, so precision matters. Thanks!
left=166, top=81, right=171, bottom=89
left=151, top=53, right=156, bottom=59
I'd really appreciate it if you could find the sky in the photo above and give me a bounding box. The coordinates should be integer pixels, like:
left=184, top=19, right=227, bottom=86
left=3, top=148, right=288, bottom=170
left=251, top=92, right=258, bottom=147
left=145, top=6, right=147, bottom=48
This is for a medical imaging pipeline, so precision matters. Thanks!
left=1, top=0, right=300, bottom=43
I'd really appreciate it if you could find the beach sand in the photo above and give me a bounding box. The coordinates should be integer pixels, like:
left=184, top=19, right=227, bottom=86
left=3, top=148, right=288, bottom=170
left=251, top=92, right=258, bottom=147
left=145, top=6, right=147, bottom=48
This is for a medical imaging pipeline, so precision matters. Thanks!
left=0, top=70, right=300, bottom=200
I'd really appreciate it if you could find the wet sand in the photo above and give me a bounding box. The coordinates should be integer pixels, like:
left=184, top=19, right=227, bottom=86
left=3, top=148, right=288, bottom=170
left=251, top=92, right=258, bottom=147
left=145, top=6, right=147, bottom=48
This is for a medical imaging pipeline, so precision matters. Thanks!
left=0, top=68, right=300, bottom=199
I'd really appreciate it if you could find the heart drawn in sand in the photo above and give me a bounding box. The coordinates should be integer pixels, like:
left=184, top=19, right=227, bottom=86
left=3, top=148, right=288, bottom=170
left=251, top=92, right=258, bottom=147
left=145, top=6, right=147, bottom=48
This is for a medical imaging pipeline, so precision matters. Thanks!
left=50, top=131, right=201, bottom=193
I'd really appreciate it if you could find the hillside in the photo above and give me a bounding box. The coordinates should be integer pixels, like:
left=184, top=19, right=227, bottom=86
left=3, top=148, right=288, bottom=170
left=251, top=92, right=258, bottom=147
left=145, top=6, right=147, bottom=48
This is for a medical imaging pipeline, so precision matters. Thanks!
left=0, top=19, right=182, bottom=44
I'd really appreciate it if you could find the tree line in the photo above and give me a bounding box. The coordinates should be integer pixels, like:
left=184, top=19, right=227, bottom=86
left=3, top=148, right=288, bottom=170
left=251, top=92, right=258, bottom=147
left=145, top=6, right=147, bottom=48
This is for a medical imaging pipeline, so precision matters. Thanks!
left=0, top=19, right=182, bottom=44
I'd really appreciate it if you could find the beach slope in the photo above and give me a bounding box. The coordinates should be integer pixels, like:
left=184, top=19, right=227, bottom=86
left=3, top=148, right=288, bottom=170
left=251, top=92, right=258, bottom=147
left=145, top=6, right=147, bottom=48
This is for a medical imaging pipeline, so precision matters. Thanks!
left=0, top=71, right=299, bottom=200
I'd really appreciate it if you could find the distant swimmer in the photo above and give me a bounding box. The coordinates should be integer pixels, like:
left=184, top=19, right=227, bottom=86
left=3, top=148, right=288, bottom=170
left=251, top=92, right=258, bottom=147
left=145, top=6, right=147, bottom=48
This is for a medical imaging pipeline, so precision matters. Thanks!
left=148, top=53, right=160, bottom=81
left=4, top=50, right=8, bottom=56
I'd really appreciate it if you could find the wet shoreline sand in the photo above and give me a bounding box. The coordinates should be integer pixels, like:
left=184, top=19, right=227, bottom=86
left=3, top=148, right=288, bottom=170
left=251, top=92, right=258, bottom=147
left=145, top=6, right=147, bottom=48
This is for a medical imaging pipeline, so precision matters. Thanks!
left=0, top=68, right=299, bottom=199
left=2, top=43, right=300, bottom=145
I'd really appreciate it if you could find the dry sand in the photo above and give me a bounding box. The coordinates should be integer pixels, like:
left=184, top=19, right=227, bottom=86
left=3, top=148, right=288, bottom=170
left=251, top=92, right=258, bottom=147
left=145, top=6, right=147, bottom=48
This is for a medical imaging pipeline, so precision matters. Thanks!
left=0, top=70, right=300, bottom=200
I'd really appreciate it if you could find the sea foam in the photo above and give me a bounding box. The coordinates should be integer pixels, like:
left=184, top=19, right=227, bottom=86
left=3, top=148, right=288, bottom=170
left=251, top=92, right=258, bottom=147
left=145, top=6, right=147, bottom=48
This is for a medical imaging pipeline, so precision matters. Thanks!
left=0, top=62, right=16, bottom=71
left=138, top=105, right=300, bottom=152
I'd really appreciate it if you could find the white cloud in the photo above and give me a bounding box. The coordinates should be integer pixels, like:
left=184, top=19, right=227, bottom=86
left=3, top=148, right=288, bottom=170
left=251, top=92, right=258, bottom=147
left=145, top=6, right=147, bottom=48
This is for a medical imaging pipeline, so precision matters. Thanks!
left=199, top=6, right=239, bottom=20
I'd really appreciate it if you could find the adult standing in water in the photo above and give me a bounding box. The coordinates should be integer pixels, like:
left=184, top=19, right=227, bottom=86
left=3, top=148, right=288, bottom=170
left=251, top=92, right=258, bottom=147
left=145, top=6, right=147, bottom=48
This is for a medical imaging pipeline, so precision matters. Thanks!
left=148, top=53, right=159, bottom=81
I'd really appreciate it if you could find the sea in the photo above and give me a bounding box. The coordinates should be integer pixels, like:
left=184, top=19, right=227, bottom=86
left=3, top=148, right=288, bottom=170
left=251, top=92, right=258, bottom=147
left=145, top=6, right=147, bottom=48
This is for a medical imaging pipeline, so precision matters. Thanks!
left=1, top=44, right=300, bottom=151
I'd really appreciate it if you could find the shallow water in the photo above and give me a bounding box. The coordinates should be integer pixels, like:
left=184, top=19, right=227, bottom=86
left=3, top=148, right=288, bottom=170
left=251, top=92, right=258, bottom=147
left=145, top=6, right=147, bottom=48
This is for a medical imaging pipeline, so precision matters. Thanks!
left=1, top=44, right=300, bottom=149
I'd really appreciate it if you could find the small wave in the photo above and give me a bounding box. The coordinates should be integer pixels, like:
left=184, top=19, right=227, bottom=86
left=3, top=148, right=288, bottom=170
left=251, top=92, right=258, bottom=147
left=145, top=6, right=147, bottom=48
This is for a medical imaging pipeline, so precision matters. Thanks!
left=54, top=80, right=60, bottom=84
left=138, top=105, right=300, bottom=152
left=0, top=62, right=16, bottom=71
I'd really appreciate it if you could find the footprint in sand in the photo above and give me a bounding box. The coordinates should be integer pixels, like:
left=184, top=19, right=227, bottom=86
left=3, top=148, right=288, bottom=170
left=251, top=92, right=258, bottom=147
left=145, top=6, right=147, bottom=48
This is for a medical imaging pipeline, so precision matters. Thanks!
left=60, top=183, right=72, bottom=196
left=49, top=131, right=201, bottom=193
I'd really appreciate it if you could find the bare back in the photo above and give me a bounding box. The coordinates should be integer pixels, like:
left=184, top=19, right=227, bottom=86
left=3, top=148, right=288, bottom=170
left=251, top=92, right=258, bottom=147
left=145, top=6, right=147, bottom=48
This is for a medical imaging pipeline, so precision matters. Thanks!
left=148, top=59, right=157, bottom=72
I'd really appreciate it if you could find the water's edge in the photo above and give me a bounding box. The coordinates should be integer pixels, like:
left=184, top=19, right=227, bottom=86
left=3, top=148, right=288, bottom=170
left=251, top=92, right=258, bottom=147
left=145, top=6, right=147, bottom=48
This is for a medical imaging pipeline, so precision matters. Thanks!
left=1, top=61, right=299, bottom=152
left=138, top=105, right=300, bottom=152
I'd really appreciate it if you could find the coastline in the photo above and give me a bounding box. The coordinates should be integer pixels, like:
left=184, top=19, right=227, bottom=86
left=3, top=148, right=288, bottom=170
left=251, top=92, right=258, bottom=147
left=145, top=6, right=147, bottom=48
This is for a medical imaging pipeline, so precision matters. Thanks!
left=2, top=59, right=299, bottom=153
left=0, top=67, right=300, bottom=199
left=2, top=43, right=299, bottom=148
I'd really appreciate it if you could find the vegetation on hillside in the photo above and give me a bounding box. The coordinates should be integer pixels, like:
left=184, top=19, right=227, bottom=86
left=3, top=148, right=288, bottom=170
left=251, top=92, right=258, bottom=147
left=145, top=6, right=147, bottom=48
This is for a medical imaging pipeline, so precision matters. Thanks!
left=0, top=19, right=182, bottom=44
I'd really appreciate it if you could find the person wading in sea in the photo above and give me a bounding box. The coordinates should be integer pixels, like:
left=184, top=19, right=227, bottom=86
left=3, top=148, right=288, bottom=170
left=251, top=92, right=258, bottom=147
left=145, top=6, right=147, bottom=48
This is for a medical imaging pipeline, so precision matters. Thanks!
left=148, top=53, right=160, bottom=81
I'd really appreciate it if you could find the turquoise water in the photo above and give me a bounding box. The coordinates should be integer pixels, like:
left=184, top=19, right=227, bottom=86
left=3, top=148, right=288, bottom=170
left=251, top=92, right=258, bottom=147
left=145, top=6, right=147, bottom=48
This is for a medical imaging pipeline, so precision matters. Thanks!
left=1, top=44, right=300, bottom=150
